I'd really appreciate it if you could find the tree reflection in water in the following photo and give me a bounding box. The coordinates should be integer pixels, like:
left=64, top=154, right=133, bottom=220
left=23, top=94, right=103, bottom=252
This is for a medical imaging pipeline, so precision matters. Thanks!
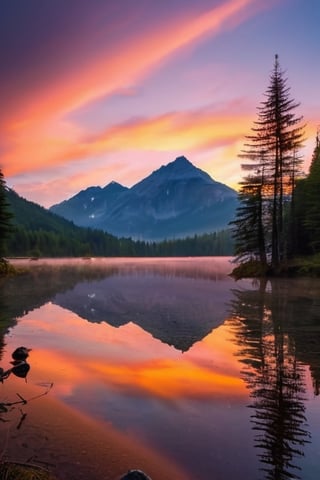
left=228, top=279, right=311, bottom=480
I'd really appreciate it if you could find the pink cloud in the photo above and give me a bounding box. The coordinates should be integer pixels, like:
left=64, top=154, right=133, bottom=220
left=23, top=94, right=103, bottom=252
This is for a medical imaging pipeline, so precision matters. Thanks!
left=2, top=0, right=265, bottom=174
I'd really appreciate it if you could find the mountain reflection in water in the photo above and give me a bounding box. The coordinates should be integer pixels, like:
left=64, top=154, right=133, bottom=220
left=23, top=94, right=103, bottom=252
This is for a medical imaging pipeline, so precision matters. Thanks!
left=0, top=258, right=320, bottom=480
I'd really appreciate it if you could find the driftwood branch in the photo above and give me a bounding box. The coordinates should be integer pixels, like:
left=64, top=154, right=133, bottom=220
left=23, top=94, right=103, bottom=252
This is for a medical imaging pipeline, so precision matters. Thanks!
left=1, top=348, right=53, bottom=427
left=1, top=383, right=54, bottom=408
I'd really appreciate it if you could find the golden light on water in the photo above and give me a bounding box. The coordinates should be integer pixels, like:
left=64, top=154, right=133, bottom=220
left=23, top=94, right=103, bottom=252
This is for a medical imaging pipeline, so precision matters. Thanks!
left=10, top=303, right=246, bottom=403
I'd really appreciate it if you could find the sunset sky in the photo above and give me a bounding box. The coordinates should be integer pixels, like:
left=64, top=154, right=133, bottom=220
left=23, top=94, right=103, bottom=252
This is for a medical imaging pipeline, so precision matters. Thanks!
left=1, top=0, right=319, bottom=207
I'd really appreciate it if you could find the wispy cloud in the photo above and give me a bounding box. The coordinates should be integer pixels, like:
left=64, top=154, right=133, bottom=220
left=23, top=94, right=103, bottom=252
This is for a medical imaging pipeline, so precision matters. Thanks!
left=2, top=0, right=265, bottom=177
left=62, top=104, right=252, bottom=159
left=5, top=103, right=252, bottom=177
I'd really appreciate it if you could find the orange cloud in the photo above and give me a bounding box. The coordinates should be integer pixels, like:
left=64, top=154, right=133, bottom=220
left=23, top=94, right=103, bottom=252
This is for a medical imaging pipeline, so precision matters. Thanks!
left=2, top=0, right=264, bottom=179
left=89, top=358, right=245, bottom=400
left=30, top=343, right=245, bottom=402
left=58, top=107, right=252, bottom=161
left=3, top=0, right=259, bottom=127
left=4, top=107, right=252, bottom=177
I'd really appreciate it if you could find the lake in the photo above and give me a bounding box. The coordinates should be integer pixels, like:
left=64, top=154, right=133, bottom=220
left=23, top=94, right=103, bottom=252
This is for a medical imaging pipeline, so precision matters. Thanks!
left=0, top=257, right=319, bottom=480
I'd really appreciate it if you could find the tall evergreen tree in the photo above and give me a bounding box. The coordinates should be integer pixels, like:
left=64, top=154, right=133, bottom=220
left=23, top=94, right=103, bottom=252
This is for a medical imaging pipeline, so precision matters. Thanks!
left=0, top=168, right=13, bottom=261
left=232, top=55, right=304, bottom=270
left=301, top=131, right=320, bottom=252
left=231, top=171, right=266, bottom=264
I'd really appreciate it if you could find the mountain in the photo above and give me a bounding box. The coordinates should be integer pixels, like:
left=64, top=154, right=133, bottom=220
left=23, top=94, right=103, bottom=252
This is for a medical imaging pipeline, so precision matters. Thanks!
left=49, top=181, right=128, bottom=227
left=50, top=156, right=238, bottom=240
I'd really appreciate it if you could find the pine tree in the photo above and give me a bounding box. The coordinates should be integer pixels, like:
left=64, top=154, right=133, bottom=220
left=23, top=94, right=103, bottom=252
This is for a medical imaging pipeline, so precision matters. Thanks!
left=257, top=55, right=304, bottom=267
left=0, top=168, right=13, bottom=262
left=302, top=132, right=320, bottom=252
left=231, top=172, right=266, bottom=264
left=232, top=55, right=304, bottom=271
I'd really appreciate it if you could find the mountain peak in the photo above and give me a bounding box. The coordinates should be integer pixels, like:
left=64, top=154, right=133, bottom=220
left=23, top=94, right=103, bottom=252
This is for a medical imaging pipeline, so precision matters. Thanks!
left=155, top=155, right=213, bottom=184
left=103, top=181, right=127, bottom=192
left=173, top=155, right=191, bottom=164
left=167, top=156, right=193, bottom=170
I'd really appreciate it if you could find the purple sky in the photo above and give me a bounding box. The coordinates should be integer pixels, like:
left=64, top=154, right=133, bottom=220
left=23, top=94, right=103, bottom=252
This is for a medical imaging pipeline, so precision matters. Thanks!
left=1, top=0, right=319, bottom=207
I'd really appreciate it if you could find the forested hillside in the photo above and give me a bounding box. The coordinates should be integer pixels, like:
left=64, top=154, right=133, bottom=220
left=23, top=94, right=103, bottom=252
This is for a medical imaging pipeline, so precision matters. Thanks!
left=5, top=189, right=133, bottom=257
left=4, top=188, right=233, bottom=258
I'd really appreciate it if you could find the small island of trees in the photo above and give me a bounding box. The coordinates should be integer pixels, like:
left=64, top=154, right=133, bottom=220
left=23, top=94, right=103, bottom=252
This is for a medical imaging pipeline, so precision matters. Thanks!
left=231, top=55, right=320, bottom=277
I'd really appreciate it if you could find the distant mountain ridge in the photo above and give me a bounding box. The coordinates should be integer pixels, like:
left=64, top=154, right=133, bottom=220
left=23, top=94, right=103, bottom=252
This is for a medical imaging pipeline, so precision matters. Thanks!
left=49, top=181, right=128, bottom=228
left=50, top=156, right=238, bottom=240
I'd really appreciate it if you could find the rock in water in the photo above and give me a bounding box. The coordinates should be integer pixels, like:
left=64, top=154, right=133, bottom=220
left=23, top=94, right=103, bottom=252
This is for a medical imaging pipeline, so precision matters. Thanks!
left=120, top=470, right=152, bottom=480
left=11, top=346, right=31, bottom=361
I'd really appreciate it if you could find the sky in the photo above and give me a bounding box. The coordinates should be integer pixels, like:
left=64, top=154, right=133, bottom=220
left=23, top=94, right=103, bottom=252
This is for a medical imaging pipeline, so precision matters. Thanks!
left=1, top=0, right=319, bottom=208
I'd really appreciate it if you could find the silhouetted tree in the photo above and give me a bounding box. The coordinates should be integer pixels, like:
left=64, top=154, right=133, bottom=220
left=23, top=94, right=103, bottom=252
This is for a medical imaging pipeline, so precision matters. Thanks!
left=0, top=168, right=13, bottom=264
left=231, top=172, right=267, bottom=265
left=292, top=132, right=320, bottom=255
left=302, top=132, right=320, bottom=252
left=232, top=55, right=304, bottom=270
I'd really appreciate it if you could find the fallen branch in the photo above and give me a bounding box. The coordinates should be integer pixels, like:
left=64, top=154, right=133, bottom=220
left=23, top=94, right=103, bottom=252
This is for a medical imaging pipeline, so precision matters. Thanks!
left=1, top=383, right=54, bottom=408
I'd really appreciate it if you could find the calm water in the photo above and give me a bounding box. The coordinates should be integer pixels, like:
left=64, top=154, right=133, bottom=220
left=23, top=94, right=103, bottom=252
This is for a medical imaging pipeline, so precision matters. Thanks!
left=0, top=257, right=320, bottom=480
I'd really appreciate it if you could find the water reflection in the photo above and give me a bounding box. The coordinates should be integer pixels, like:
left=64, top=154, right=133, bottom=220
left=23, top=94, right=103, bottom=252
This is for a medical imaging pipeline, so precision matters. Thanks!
left=53, top=274, right=237, bottom=352
left=0, top=259, right=319, bottom=480
left=228, top=278, right=320, bottom=480
left=1, top=257, right=239, bottom=352
left=0, top=298, right=10, bottom=361
left=0, top=258, right=256, bottom=480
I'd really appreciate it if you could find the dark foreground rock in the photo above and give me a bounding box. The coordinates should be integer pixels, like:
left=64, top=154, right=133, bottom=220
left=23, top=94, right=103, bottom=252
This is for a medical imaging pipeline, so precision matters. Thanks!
left=120, top=470, right=152, bottom=480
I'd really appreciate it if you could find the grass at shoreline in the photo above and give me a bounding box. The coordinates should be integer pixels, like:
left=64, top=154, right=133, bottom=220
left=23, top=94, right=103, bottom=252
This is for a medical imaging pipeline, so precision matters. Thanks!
left=231, top=255, right=320, bottom=279
left=0, top=462, right=58, bottom=480
left=0, top=258, right=16, bottom=276
left=288, top=254, right=320, bottom=276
